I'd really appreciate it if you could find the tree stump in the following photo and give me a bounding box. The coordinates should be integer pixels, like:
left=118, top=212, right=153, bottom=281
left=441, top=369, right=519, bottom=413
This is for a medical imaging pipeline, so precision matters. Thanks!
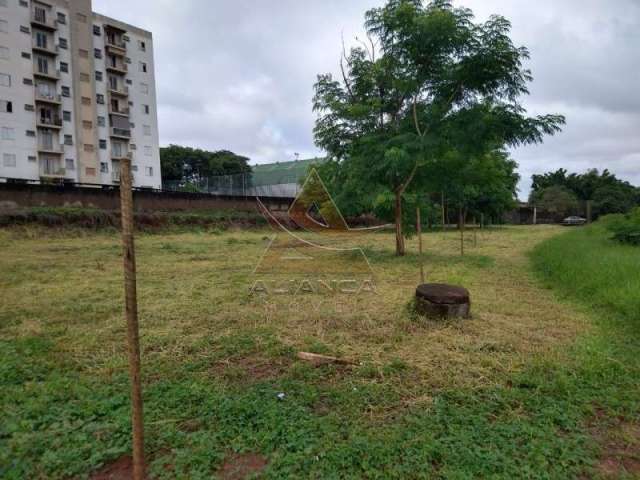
left=415, top=283, right=471, bottom=319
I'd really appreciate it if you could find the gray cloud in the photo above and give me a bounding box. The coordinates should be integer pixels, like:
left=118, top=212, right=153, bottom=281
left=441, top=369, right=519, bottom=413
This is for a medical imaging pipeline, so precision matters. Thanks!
left=93, top=0, right=640, bottom=198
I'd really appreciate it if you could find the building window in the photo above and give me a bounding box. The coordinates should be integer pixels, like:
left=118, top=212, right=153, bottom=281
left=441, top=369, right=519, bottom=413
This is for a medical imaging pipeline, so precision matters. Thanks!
left=99, top=139, right=107, bottom=149
left=129, top=143, right=136, bottom=150
left=78, top=49, right=88, bottom=58
left=64, top=135, right=73, bottom=145
left=143, top=125, right=151, bottom=136
left=140, top=83, right=148, bottom=94
left=85, top=167, right=95, bottom=176
left=97, top=115, right=105, bottom=127
left=61, top=86, right=70, bottom=97
left=24, top=104, right=33, bottom=112
left=2, top=153, right=16, bottom=167
left=21, top=52, right=31, bottom=59
left=144, top=146, right=152, bottom=156
left=139, top=62, right=147, bottom=73
left=81, top=96, right=91, bottom=105
left=28, top=155, right=36, bottom=162
left=0, top=20, right=7, bottom=33
left=60, top=62, right=68, bottom=73
left=138, top=40, right=146, bottom=52
left=25, top=130, right=35, bottom=137
left=0, top=46, right=8, bottom=60
left=93, top=25, right=101, bottom=36
left=65, top=158, right=74, bottom=170
left=96, top=94, right=104, bottom=104
left=84, top=144, right=94, bottom=152
left=95, top=71, right=103, bottom=81
left=142, top=104, right=150, bottom=114
left=82, top=120, right=92, bottom=129
left=19, top=25, right=29, bottom=34
left=57, top=12, right=66, bottom=24
left=1, top=126, right=15, bottom=140
left=80, top=72, right=90, bottom=83
left=94, top=48, right=102, bottom=59
left=63, top=110, right=71, bottom=121
left=59, top=38, right=68, bottom=49
left=0, top=72, right=10, bottom=87
left=132, top=165, right=138, bottom=172
left=145, top=166, right=153, bottom=176
left=0, top=100, right=11, bottom=112
left=100, top=162, right=109, bottom=173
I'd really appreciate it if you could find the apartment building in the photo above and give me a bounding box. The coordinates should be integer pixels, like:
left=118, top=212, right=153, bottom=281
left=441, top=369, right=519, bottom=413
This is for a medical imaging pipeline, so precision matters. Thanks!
left=0, top=0, right=161, bottom=189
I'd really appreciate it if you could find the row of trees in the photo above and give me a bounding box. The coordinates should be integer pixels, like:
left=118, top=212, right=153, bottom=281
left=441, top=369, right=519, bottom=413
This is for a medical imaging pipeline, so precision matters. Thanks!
left=312, top=0, right=564, bottom=255
left=160, top=145, right=251, bottom=184
left=530, top=168, right=640, bottom=220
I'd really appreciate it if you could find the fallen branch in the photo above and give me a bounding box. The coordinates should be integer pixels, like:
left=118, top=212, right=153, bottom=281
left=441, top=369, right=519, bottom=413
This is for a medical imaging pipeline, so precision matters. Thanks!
left=297, top=351, right=358, bottom=366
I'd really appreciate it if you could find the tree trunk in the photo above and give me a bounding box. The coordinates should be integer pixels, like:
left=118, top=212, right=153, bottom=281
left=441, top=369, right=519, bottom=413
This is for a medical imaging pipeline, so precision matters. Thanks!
left=395, top=190, right=405, bottom=256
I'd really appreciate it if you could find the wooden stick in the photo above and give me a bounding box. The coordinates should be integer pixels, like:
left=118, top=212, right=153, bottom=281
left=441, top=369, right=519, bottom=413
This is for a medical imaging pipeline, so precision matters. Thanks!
left=119, top=158, right=146, bottom=480
left=297, top=351, right=358, bottom=366
left=459, top=207, right=464, bottom=257
left=441, top=192, right=446, bottom=232
left=417, top=206, right=424, bottom=283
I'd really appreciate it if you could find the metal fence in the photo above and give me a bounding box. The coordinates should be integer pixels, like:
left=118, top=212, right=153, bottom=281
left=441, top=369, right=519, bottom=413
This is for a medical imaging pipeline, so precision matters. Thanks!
left=163, top=172, right=301, bottom=198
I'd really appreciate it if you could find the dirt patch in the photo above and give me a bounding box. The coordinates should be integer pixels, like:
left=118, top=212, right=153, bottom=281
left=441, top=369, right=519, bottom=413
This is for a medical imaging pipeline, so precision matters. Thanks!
left=214, top=355, right=292, bottom=383
left=218, top=452, right=268, bottom=480
left=588, top=414, right=640, bottom=478
left=90, top=456, right=139, bottom=480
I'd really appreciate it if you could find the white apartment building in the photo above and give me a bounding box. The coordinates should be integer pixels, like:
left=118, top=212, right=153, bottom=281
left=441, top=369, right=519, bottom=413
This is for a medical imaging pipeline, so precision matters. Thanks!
left=0, top=0, right=161, bottom=189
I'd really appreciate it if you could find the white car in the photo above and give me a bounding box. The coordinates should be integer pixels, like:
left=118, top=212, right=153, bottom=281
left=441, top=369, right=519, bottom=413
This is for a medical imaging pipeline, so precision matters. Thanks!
left=562, top=216, right=587, bottom=226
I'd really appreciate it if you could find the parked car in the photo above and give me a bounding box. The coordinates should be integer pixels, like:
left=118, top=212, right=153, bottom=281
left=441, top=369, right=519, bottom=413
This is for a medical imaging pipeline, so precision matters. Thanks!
left=561, top=216, right=587, bottom=226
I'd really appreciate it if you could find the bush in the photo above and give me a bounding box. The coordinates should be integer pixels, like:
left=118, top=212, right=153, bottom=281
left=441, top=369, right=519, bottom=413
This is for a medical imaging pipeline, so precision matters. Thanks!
left=602, top=207, right=640, bottom=245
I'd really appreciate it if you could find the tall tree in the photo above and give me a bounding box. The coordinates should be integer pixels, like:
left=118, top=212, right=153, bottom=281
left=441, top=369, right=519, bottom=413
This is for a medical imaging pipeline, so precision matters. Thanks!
left=313, top=0, right=564, bottom=255
left=160, top=145, right=251, bottom=185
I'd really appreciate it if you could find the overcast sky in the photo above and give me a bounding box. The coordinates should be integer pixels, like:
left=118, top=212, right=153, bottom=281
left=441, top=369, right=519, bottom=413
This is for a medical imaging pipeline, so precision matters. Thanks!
left=93, top=0, right=640, bottom=199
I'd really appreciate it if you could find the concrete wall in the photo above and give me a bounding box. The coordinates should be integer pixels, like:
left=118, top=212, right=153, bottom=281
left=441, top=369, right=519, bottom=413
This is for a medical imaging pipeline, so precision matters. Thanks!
left=0, top=182, right=293, bottom=212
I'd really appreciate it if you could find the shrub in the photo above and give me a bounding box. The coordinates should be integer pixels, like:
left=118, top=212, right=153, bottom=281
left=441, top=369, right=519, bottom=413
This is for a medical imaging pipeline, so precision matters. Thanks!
left=602, top=207, right=640, bottom=245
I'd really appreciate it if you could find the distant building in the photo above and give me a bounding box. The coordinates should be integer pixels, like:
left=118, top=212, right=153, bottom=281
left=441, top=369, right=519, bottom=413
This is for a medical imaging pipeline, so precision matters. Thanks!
left=0, top=0, right=161, bottom=188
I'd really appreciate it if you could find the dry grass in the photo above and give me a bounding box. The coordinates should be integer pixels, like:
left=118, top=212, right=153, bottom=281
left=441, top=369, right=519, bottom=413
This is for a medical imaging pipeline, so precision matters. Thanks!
left=0, top=225, right=587, bottom=393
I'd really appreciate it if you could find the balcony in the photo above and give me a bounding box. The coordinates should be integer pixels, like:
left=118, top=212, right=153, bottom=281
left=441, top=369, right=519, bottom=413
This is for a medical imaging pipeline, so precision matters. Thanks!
left=33, top=66, right=60, bottom=81
left=109, top=104, right=130, bottom=116
left=110, top=127, right=131, bottom=139
left=39, top=162, right=65, bottom=178
left=111, top=151, right=132, bottom=161
left=32, top=40, right=59, bottom=56
left=37, top=143, right=64, bottom=155
left=106, top=63, right=128, bottom=75
left=34, top=91, right=62, bottom=104
left=31, top=11, right=58, bottom=31
left=37, top=117, right=63, bottom=129
left=108, top=84, right=129, bottom=97
left=105, top=39, right=127, bottom=56
left=112, top=170, right=121, bottom=183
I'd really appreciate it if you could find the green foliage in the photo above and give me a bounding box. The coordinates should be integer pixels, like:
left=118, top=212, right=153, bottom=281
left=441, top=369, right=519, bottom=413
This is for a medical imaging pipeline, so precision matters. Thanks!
left=313, top=0, right=564, bottom=254
left=160, top=145, right=251, bottom=183
left=602, top=207, right=640, bottom=246
left=530, top=168, right=639, bottom=218
left=534, top=185, right=580, bottom=219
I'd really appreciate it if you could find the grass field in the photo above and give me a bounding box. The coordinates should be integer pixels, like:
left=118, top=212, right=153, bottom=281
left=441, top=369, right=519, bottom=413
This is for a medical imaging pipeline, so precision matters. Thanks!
left=0, top=224, right=638, bottom=478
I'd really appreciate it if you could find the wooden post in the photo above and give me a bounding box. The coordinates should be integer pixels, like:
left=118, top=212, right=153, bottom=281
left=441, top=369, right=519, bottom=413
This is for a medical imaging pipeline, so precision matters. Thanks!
left=119, top=158, right=146, bottom=480
left=586, top=200, right=592, bottom=224
left=480, top=212, right=484, bottom=229
left=459, top=207, right=465, bottom=257
left=417, top=206, right=424, bottom=284
left=441, top=192, right=446, bottom=233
